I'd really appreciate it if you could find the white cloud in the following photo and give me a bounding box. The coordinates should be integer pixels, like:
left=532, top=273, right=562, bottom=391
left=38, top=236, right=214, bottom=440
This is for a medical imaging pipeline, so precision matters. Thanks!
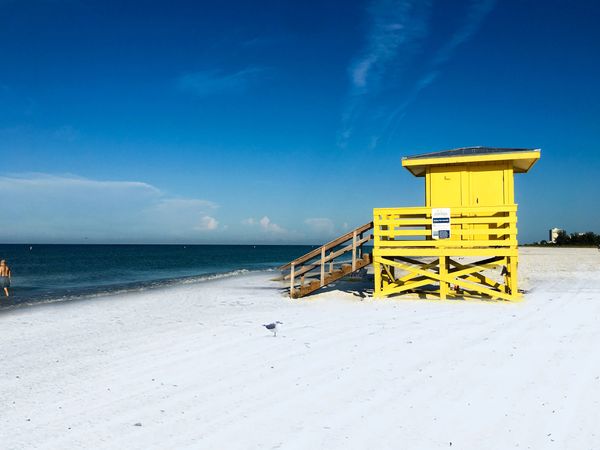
left=259, top=216, right=286, bottom=233
left=0, top=173, right=218, bottom=242
left=241, top=216, right=286, bottom=234
left=304, top=218, right=335, bottom=236
left=196, top=215, right=219, bottom=231
left=177, top=67, right=266, bottom=97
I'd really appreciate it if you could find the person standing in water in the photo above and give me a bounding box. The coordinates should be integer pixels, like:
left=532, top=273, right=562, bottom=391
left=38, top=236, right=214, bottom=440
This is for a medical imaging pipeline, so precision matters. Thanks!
left=0, top=260, right=11, bottom=296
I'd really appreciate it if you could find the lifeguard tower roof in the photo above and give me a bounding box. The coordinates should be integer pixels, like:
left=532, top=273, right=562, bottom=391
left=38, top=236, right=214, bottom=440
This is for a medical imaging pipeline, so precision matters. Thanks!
left=402, top=146, right=541, bottom=177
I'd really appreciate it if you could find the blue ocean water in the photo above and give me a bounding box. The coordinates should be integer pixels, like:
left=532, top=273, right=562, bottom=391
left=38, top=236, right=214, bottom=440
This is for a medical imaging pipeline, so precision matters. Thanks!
left=0, top=244, right=312, bottom=308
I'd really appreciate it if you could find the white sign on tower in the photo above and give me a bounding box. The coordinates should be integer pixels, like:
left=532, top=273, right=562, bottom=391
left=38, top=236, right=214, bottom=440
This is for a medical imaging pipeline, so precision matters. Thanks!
left=432, top=208, right=451, bottom=240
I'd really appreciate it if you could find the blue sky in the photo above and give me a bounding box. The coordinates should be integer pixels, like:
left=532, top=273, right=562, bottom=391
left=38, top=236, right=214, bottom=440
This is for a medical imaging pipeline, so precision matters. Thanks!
left=0, top=0, right=598, bottom=244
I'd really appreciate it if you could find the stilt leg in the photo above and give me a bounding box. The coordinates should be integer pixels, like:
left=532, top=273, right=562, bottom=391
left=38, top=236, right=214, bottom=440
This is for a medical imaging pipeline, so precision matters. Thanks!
left=374, top=258, right=382, bottom=298
left=502, top=257, right=510, bottom=294
left=439, top=256, right=448, bottom=300
left=508, top=256, right=518, bottom=299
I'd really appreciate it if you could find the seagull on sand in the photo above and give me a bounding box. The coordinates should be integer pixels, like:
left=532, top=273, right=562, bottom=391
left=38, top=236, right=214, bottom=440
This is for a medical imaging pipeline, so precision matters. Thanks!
left=263, top=321, right=283, bottom=337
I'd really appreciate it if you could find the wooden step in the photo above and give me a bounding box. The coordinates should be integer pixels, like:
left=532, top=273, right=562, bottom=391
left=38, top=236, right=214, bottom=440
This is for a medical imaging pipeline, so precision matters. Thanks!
left=282, top=221, right=374, bottom=299
left=293, top=253, right=372, bottom=298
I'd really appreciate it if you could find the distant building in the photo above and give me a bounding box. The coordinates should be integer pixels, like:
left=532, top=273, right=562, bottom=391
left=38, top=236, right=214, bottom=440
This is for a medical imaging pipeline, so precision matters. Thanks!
left=549, top=228, right=564, bottom=243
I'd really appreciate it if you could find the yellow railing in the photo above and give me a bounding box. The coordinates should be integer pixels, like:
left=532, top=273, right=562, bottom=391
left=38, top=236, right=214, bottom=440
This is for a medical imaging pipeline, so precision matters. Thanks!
left=372, top=205, right=520, bottom=300
left=373, top=205, right=518, bottom=257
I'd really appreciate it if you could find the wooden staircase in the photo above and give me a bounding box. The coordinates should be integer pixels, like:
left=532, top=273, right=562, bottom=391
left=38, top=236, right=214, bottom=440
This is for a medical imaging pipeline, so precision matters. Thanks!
left=279, top=222, right=374, bottom=298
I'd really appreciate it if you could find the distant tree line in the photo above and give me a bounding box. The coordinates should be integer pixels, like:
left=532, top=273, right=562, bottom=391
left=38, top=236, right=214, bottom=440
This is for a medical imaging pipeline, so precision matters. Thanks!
left=533, top=230, right=600, bottom=246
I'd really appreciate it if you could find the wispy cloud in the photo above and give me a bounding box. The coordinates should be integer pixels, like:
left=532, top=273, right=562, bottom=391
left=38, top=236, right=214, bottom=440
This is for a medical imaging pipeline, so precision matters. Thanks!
left=349, top=1, right=431, bottom=93
left=381, top=0, right=496, bottom=141
left=0, top=173, right=219, bottom=242
left=340, top=0, right=496, bottom=149
left=339, top=0, right=432, bottom=147
left=0, top=173, right=161, bottom=195
left=177, top=67, right=266, bottom=97
left=432, top=0, right=496, bottom=67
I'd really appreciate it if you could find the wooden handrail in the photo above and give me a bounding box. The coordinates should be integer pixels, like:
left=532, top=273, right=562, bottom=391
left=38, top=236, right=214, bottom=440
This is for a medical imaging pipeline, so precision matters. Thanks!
left=281, top=221, right=374, bottom=298
left=278, top=221, right=373, bottom=270
left=282, top=234, right=372, bottom=280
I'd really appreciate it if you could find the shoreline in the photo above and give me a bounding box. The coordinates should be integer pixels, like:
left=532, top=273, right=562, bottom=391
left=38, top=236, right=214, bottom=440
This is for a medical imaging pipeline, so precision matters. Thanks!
left=0, top=268, right=275, bottom=313
left=0, top=243, right=313, bottom=311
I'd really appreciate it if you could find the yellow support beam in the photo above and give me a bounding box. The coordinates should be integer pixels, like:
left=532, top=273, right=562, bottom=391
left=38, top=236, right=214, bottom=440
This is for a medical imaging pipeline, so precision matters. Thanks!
left=375, top=254, right=519, bottom=301
left=508, top=256, right=518, bottom=295
left=439, top=256, right=448, bottom=299
left=373, top=257, right=382, bottom=298
left=372, top=204, right=521, bottom=301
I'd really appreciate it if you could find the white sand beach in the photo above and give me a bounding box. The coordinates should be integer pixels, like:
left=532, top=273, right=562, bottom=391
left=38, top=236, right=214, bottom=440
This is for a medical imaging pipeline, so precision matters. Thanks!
left=1, top=247, right=600, bottom=449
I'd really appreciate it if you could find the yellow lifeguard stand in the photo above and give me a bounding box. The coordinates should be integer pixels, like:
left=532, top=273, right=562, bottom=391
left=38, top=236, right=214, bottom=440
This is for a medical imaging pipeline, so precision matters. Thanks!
left=281, top=146, right=540, bottom=301
left=373, top=147, right=540, bottom=300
